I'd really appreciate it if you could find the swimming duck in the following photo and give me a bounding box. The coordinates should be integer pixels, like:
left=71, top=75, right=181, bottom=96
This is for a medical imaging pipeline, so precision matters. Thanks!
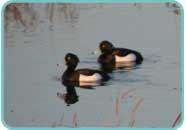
left=62, top=53, right=110, bottom=82
left=98, top=40, right=143, bottom=64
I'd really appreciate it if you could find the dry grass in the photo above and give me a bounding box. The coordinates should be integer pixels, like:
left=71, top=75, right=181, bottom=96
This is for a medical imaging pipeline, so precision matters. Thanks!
left=5, top=4, right=25, bottom=31
left=129, top=97, right=144, bottom=127
left=172, top=113, right=181, bottom=127
left=4, top=3, right=38, bottom=32
left=115, top=97, right=119, bottom=116
left=54, top=90, right=145, bottom=127
left=103, top=88, right=139, bottom=127
left=51, top=113, right=64, bottom=128
left=114, top=96, right=120, bottom=127
left=4, top=3, right=77, bottom=31
left=120, top=88, right=136, bottom=101
left=72, top=112, right=78, bottom=127
left=51, top=113, right=64, bottom=127
left=58, top=113, right=64, bottom=127
left=102, top=96, right=120, bottom=127
left=51, top=112, right=78, bottom=127
left=132, top=97, right=144, bottom=114
left=165, top=2, right=181, bottom=15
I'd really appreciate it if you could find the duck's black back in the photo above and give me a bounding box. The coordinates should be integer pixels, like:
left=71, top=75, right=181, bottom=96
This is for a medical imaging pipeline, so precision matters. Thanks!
left=63, top=68, right=110, bottom=82
left=77, top=69, right=110, bottom=81
left=112, top=48, right=143, bottom=63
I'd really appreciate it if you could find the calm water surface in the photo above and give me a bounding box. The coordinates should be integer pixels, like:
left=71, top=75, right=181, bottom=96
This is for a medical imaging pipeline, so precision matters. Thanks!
left=4, top=3, right=182, bottom=127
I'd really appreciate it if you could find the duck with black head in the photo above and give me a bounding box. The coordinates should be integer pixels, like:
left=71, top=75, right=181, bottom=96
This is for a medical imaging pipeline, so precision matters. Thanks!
left=98, top=40, right=143, bottom=64
left=96, top=41, right=143, bottom=72
left=62, top=53, right=110, bottom=83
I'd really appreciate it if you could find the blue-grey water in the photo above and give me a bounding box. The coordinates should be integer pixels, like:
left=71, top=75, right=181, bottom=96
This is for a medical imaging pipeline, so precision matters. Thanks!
left=4, top=3, right=182, bottom=127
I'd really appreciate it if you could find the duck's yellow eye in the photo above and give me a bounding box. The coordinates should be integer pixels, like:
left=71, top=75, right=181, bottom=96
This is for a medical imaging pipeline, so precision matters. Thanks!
left=67, top=56, right=71, bottom=61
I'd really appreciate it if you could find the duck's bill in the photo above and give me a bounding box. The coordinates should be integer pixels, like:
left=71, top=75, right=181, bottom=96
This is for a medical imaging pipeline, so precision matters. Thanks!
left=92, top=48, right=100, bottom=55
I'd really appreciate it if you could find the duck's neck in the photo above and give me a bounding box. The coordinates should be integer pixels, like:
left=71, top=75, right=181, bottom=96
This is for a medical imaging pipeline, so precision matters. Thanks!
left=103, top=49, right=113, bottom=54
left=65, top=65, right=76, bottom=73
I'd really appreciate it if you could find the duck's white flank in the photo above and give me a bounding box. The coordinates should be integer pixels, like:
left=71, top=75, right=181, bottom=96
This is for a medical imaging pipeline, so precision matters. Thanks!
left=79, top=73, right=102, bottom=82
left=115, top=53, right=136, bottom=62
left=79, top=82, right=99, bottom=86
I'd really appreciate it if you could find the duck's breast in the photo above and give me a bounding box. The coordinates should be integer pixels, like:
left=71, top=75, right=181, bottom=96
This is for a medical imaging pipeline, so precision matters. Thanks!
left=79, top=73, right=102, bottom=82
left=115, top=53, right=136, bottom=62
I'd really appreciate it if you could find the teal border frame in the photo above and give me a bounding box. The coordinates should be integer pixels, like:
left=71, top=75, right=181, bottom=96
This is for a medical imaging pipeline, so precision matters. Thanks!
left=1, top=0, right=184, bottom=129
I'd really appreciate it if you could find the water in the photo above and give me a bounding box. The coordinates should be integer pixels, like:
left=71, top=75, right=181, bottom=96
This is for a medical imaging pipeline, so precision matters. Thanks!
left=4, top=3, right=182, bottom=127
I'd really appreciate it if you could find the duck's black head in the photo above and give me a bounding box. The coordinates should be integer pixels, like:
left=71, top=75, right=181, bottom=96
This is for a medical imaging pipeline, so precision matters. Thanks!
left=99, top=41, right=114, bottom=53
left=64, top=53, right=79, bottom=68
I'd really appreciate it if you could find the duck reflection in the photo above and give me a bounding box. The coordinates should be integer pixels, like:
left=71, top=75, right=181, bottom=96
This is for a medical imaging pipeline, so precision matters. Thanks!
left=57, top=80, right=79, bottom=106
left=100, top=61, right=137, bottom=73
left=57, top=79, right=106, bottom=106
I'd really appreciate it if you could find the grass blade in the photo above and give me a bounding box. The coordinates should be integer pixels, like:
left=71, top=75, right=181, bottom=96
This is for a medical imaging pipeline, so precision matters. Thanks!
left=129, top=97, right=144, bottom=127
left=172, top=113, right=181, bottom=127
